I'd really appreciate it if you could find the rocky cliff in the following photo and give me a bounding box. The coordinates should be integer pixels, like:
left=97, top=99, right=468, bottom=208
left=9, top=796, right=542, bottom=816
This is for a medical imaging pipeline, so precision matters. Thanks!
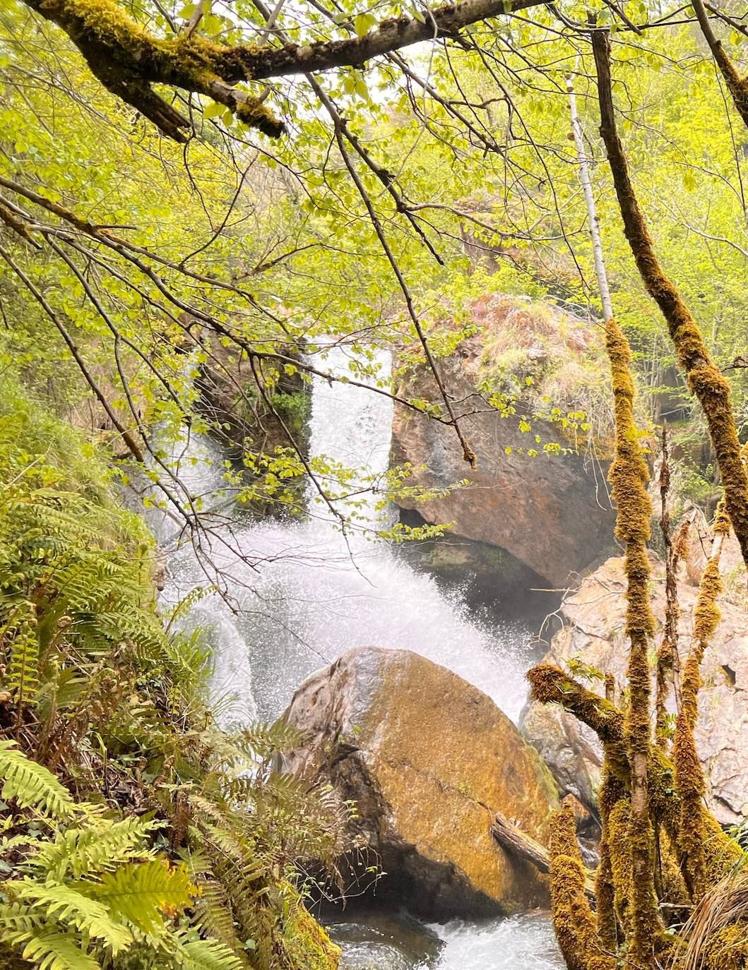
left=390, top=295, right=616, bottom=588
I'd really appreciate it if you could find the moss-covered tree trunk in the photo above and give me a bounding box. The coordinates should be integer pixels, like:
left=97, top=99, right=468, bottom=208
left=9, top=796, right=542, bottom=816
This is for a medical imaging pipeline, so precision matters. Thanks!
left=591, top=28, right=748, bottom=572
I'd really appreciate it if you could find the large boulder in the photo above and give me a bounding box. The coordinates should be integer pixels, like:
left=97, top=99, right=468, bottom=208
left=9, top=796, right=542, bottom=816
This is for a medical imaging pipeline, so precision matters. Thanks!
left=521, top=547, right=748, bottom=824
left=281, top=647, right=560, bottom=920
left=390, top=295, right=615, bottom=588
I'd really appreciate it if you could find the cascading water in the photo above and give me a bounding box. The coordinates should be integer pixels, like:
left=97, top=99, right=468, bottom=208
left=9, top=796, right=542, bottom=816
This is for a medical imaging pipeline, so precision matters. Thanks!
left=153, top=345, right=563, bottom=969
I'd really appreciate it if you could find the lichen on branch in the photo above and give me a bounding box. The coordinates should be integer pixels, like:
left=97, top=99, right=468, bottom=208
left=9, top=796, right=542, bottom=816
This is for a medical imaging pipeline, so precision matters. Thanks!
left=24, top=0, right=284, bottom=139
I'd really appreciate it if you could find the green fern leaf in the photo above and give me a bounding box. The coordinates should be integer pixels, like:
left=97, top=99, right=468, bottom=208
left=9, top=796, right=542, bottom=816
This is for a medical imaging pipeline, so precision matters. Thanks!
left=0, top=741, right=75, bottom=818
left=31, top=816, right=156, bottom=881
left=173, top=934, right=246, bottom=970
left=193, top=878, right=243, bottom=955
left=4, top=599, right=40, bottom=705
left=6, top=880, right=133, bottom=953
left=2, top=928, right=101, bottom=970
left=79, top=859, right=195, bottom=934
left=0, top=900, right=41, bottom=936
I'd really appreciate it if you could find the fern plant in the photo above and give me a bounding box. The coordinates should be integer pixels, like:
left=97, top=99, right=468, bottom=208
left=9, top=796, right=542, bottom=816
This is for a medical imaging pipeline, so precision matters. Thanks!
left=0, top=742, right=244, bottom=970
left=0, top=382, right=348, bottom=970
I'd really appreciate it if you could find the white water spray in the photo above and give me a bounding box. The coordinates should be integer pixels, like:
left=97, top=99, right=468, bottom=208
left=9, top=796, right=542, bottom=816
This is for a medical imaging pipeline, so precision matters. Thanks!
left=159, top=346, right=536, bottom=724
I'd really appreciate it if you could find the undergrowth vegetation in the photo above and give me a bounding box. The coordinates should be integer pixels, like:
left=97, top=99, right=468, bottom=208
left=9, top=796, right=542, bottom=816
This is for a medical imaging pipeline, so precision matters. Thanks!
left=0, top=377, right=348, bottom=970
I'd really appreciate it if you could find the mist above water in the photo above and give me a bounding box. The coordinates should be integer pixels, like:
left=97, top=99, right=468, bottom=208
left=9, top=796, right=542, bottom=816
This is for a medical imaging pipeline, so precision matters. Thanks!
left=158, top=346, right=543, bottom=725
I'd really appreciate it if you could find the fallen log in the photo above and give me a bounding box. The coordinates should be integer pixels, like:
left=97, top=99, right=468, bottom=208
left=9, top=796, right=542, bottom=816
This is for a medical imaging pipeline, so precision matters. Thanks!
left=490, top=811, right=596, bottom=901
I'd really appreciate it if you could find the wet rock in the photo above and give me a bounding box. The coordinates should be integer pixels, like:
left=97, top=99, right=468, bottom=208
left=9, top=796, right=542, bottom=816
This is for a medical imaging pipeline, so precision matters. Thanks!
left=520, top=553, right=748, bottom=824
left=390, top=296, right=615, bottom=588
left=196, top=339, right=310, bottom=455
left=520, top=698, right=602, bottom=813
left=281, top=647, right=560, bottom=920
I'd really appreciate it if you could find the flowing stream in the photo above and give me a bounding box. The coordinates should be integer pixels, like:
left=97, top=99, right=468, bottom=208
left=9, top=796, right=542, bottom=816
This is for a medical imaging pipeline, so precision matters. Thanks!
left=152, top=346, right=564, bottom=969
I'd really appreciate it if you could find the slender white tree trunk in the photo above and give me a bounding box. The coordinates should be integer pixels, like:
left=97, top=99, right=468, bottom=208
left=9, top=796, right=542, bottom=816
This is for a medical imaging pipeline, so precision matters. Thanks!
left=567, top=75, right=613, bottom=320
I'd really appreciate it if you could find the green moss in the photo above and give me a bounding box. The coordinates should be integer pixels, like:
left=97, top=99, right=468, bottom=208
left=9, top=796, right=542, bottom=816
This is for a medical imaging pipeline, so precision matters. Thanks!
left=36, top=0, right=283, bottom=135
left=703, top=925, right=748, bottom=970
left=549, top=799, right=616, bottom=970
left=604, top=318, right=662, bottom=967
left=673, top=503, right=731, bottom=899
left=596, top=769, right=628, bottom=949
left=282, top=897, right=341, bottom=970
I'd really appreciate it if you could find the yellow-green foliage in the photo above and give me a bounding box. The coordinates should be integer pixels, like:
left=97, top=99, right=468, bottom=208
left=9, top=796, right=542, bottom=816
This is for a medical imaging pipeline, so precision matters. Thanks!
left=702, top=927, right=748, bottom=970
left=277, top=895, right=341, bottom=970
left=475, top=294, right=613, bottom=446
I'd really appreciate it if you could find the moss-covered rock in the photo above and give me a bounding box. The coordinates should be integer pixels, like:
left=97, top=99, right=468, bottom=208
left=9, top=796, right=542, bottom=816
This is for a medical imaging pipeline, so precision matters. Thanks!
left=281, top=647, right=560, bottom=920
left=390, top=295, right=616, bottom=588
left=282, top=896, right=341, bottom=970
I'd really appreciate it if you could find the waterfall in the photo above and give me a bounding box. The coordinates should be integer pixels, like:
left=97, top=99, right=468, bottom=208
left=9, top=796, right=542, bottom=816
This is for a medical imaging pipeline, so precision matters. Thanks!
left=157, top=345, right=539, bottom=726
left=151, top=346, right=562, bottom=969
left=157, top=346, right=541, bottom=727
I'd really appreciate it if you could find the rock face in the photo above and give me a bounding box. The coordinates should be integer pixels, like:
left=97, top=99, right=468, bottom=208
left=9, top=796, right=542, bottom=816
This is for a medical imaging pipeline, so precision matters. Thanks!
left=521, top=549, right=748, bottom=824
left=282, top=647, right=560, bottom=919
left=196, top=339, right=310, bottom=455
left=390, top=296, right=615, bottom=588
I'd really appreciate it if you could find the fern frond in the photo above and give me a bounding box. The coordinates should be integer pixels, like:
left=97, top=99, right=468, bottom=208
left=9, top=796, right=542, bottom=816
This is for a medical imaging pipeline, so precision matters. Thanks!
left=193, top=878, right=243, bottom=955
left=236, top=721, right=305, bottom=760
left=5, top=880, right=133, bottom=953
left=0, top=900, right=42, bottom=936
left=2, top=928, right=101, bottom=970
left=79, top=859, right=195, bottom=934
left=4, top=599, right=40, bottom=706
left=173, top=933, right=247, bottom=970
left=0, top=741, right=75, bottom=818
left=30, top=816, right=156, bottom=881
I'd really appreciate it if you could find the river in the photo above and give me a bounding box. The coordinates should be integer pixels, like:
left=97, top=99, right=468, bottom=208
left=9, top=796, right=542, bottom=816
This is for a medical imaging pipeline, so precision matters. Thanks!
left=149, top=345, right=564, bottom=969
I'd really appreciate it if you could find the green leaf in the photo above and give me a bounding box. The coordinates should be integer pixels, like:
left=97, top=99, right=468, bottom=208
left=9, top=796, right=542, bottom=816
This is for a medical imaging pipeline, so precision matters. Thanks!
left=6, top=880, right=133, bottom=953
left=354, top=12, right=376, bottom=36
left=79, top=860, right=195, bottom=934
left=12, top=930, right=101, bottom=970
left=203, top=101, right=225, bottom=120
left=0, top=741, right=75, bottom=818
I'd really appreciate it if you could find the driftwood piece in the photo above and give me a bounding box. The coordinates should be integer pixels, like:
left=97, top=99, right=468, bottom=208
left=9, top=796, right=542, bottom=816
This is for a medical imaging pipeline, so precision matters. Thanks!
left=490, top=811, right=596, bottom=901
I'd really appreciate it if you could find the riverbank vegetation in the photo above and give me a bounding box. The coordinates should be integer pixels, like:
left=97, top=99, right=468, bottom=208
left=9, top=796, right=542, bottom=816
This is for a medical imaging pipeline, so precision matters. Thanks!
left=1, top=0, right=747, bottom=966
left=0, top=380, right=349, bottom=968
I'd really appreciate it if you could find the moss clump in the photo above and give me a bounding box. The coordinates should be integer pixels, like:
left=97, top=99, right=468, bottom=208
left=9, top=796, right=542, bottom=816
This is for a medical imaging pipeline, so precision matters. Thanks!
left=549, top=799, right=616, bottom=970
left=673, top=504, right=731, bottom=898
left=528, top=663, right=624, bottom=744
left=33, top=0, right=283, bottom=138
left=605, top=317, right=661, bottom=967
left=596, top=769, right=626, bottom=950
left=607, top=798, right=634, bottom=938
left=282, top=896, right=341, bottom=970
